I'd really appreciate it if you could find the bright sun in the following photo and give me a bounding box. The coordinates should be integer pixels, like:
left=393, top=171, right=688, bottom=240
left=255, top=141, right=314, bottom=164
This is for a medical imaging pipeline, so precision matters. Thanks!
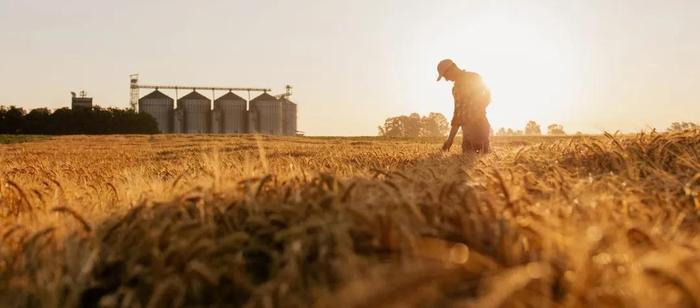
left=447, top=13, right=578, bottom=131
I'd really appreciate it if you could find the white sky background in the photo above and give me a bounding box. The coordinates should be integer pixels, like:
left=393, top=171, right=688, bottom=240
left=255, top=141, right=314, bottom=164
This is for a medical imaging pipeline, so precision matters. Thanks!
left=1, top=0, right=698, bottom=135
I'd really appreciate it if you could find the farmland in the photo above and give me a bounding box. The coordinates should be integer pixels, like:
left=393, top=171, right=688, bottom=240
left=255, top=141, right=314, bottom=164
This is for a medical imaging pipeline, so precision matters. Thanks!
left=1, top=132, right=699, bottom=307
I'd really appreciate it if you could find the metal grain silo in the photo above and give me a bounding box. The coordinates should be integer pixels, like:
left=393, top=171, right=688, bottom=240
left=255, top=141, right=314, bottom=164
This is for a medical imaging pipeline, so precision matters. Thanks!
left=247, top=110, right=258, bottom=133
left=211, top=109, right=222, bottom=134
left=281, top=98, right=297, bottom=136
left=138, top=90, right=173, bottom=133
left=214, top=91, right=247, bottom=133
left=173, top=109, right=185, bottom=133
left=177, top=91, right=211, bottom=133
left=250, top=92, right=282, bottom=135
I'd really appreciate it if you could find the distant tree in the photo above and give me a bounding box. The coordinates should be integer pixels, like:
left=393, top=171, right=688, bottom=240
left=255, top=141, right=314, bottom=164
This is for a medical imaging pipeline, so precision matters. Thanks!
left=0, top=105, right=158, bottom=135
left=547, top=123, right=566, bottom=135
left=525, top=121, right=542, bottom=135
left=379, top=112, right=449, bottom=137
left=420, top=112, right=449, bottom=137
left=0, top=106, right=26, bottom=134
left=23, top=108, right=51, bottom=134
left=495, top=127, right=507, bottom=136
left=379, top=116, right=404, bottom=137
left=403, top=113, right=422, bottom=137
left=514, top=130, right=524, bottom=135
left=668, top=122, right=699, bottom=132
left=506, top=128, right=515, bottom=135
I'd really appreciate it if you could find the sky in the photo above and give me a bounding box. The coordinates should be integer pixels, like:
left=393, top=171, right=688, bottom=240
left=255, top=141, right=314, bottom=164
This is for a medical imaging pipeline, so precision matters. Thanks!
left=1, top=0, right=698, bottom=135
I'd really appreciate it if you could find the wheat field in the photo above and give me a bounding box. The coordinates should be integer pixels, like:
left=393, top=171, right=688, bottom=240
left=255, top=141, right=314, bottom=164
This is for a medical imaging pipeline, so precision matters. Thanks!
left=1, top=132, right=699, bottom=307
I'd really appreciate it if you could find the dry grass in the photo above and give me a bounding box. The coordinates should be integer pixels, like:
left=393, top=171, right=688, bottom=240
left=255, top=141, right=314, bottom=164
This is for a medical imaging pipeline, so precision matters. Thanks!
left=0, top=131, right=699, bottom=307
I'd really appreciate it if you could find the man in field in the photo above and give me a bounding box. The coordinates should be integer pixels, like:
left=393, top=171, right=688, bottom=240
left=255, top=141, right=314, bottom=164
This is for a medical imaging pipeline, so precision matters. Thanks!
left=437, top=59, right=492, bottom=154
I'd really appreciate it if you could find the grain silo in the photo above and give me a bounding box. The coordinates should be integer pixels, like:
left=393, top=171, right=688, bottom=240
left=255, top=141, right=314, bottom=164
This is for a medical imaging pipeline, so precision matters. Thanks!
left=177, top=91, right=211, bottom=133
left=281, top=98, right=297, bottom=136
left=215, top=91, right=247, bottom=133
left=250, top=92, right=282, bottom=135
left=211, top=109, right=222, bottom=134
left=173, top=109, right=185, bottom=133
left=247, top=110, right=258, bottom=133
left=138, top=90, right=174, bottom=133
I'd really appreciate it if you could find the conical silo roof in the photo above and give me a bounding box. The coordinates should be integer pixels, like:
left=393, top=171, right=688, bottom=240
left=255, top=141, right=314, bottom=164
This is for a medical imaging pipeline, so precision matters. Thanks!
left=178, top=91, right=209, bottom=101
left=215, top=91, right=245, bottom=102
left=251, top=92, right=278, bottom=102
left=140, top=90, right=172, bottom=100
left=279, top=97, right=296, bottom=105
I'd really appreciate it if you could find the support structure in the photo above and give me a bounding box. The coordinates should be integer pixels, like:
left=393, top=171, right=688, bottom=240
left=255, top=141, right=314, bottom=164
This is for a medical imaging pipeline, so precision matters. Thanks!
left=129, top=74, right=272, bottom=111
left=129, top=74, right=140, bottom=111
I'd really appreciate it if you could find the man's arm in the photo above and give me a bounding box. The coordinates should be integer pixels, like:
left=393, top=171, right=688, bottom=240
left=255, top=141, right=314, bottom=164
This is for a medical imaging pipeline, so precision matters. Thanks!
left=444, top=85, right=463, bottom=151
left=443, top=125, right=460, bottom=151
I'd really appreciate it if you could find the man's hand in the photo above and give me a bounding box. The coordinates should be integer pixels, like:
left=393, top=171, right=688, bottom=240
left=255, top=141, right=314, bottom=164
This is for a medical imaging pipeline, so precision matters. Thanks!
left=442, top=139, right=453, bottom=151
left=442, top=125, right=460, bottom=152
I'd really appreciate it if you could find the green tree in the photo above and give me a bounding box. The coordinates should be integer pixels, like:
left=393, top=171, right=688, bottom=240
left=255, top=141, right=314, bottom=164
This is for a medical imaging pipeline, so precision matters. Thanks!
left=23, top=108, right=51, bottom=134
left=0, top=106, right=27, bottom=134
left=0, top=105, right=159, bottom=135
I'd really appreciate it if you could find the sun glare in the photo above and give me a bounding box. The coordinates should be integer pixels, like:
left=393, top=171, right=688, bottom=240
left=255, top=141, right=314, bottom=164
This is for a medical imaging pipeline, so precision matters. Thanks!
left=450, top=13, right=578, bottom=130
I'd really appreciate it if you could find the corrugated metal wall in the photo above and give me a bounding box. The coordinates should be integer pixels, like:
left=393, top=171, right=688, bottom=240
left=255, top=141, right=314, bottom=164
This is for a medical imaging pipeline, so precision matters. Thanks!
left=251, top=93, right=282, bottom=135
left=178, top=91, right=211, bottom=134
left=211, top=110, right=222, bottom=134
left=215, top=92, right=247, bottom=133
left=173, top=109, right=185, bottom=133
left=138, top=90, right=174, bottom=133
left=281, top=99, right=297, bottom=136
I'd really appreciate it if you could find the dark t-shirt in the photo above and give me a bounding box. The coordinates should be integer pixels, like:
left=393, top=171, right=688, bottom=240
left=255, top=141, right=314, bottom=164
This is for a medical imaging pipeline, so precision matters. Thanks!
left=451, top=70, right=491, bottom=146
left=451, top=70, right=490, bottom=126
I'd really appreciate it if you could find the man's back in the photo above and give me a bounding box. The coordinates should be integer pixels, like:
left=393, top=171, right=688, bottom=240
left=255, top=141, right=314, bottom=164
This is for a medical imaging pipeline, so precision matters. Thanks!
left=451, top=70, right=490, bottom=126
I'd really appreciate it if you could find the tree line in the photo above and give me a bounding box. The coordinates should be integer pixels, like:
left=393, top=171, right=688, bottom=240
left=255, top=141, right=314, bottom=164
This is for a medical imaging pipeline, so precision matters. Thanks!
left=378, top=113, right=450, bottom=137
left=494, top=121, right=568, bottom=136
left=668, top=122, right=699, bottom=132
left=0, top=106, right=159, bottom=135
left=378, top=115, right=568, bottom=137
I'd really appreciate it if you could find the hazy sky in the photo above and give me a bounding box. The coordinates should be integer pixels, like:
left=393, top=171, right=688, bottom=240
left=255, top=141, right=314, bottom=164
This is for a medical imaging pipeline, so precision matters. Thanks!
left=1, top=0, right=698, bottom=135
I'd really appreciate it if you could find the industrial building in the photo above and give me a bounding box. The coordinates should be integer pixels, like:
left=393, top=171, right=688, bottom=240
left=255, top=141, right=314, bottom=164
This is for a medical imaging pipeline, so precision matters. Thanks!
left=250, top=93, right=282, bottom=135
left=138, top=90, right=173, bottom=133
left=213, top=91, right=247, bottom=133
left=133, top=76, right=297, bottom=135
left=177, top=91, right=211, bottom=134
left=71, top=91, right=93, bottom=110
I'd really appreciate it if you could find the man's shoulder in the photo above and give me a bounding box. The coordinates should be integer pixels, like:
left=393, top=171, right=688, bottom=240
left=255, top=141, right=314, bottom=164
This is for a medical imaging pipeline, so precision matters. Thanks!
left=458, top=70, right=482, bottom=81
left=453, top=71, right=481, bottom=90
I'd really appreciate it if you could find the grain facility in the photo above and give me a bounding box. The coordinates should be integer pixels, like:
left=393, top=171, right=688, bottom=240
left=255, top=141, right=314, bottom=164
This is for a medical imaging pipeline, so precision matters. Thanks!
left=214, top=91, right=247, bottom=133
left=250, top=93, right=283, bottom=135
left=281, top=97, right=297, bottom=136
left=71, top=91, right=93, bottom=110
left=138, top=90, right=173, bottom=133
left=178, top=91, right=211, bottom=134
left=131, top=75, right=298, bottom=135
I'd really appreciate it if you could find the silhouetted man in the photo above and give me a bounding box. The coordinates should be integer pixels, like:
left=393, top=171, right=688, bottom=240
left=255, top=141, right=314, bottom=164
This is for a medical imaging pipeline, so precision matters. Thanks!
left=437, top=59, right=491, bottom=154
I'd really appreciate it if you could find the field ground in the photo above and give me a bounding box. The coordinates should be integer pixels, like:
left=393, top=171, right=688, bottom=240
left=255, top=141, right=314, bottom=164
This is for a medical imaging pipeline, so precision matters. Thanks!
left=1, top=132, right=699, bottom=307
left=0, top=135, right=47, bottom=145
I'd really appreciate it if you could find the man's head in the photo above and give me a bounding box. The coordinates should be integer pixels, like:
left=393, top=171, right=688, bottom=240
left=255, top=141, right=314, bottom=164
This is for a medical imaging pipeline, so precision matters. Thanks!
left=436, top=59, right=460, bottom=82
